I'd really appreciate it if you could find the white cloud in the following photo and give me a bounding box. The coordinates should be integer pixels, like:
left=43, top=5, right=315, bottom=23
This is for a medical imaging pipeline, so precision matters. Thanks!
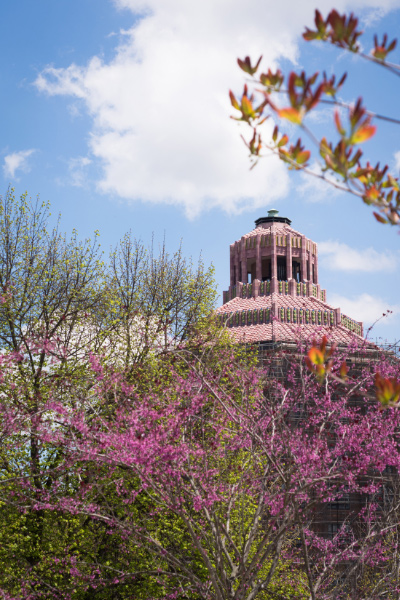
left=328, top=292, right=400, bottom=329
left=394, top=150, right=400, bottom=173
left=305, top=107, right=333, bottom=125
left=34, top=0, right=400, bottom=216
left=318, top=240, right=398, bottom=272
left=298, top=163, right=344, bottom=203
left=68, top=156, right=92, bottom=187
left=361, top=7, right=389, bottom=28
left=3, top=149, right=36, bottom=179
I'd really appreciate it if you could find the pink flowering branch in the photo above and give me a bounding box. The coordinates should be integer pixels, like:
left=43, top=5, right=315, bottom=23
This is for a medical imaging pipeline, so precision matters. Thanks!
left=0, top=337, right=398, bottom=598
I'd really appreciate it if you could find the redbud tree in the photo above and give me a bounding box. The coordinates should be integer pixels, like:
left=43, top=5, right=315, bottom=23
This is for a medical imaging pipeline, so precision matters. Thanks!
left=2, top=331, right=400, bottom=600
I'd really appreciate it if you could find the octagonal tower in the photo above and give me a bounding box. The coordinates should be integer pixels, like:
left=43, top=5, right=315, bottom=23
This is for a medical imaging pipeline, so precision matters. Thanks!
left=216, top=210, right=363, bottom=345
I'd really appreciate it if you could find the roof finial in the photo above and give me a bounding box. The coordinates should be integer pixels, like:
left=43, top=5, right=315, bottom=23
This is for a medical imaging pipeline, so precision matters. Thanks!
left=267, top=209, right=279, bottom=217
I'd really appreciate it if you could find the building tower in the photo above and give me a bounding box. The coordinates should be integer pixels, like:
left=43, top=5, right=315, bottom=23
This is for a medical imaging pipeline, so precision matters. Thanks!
left=215, top=210, right=363, bottom=345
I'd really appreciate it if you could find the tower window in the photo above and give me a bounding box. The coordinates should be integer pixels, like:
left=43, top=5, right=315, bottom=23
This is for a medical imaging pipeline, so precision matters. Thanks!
left=247, top=259, right=256, bottom=283
left=261, top=257, right=271, bottom=281
left=292, top=259, right=301, bottom=282
left=277, top=257, right=287, bottom=281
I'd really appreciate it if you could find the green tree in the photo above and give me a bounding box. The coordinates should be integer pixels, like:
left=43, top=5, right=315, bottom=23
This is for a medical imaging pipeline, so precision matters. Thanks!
left=0, top=188, right=218, bottom=599
left=103, top=231, right=217, bottom=367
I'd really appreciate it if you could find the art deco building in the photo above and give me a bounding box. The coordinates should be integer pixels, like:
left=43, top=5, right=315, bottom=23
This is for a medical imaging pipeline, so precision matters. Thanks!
left=215, top=210, right=387, bottom=546
left=215, top=209, right=363, bottom=345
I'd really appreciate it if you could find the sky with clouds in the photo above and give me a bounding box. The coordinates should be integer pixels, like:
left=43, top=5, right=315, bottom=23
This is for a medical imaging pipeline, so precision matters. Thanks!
left=0, top=0, right=399, bottom=344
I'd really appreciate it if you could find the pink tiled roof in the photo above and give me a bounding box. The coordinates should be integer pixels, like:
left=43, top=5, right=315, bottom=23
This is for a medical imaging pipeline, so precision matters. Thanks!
left=227, top=321, right=362, bottom=345
left=216, top=292, right=335, bottom=314
left=238, top=222, right=302, bottom=240
left=215, top=293, right=364, bottom=345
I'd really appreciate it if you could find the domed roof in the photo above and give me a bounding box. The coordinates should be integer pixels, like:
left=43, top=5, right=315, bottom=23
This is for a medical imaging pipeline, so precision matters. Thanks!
left=232, top=210, right=303, bottom=241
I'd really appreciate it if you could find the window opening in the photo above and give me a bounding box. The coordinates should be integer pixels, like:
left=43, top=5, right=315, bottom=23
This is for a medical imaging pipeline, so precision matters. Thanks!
left=247, top=258, right=256, bottom=283
left=277, top=257, right=287, bottom=281
left=261, top=257, right=271, bottom=281
left=292, top=259, right=301, bottom=282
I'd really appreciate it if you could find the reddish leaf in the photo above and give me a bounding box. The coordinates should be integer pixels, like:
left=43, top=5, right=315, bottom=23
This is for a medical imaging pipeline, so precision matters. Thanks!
left=237, top=55, right=262, bottom=76
left=241, top=96, right=255, bottom=117
left=334, top=110, right=345, bottom=135
left=308, top=347, right=324, bottom=365
left=375, top=372, right=400, bottom=408
left=229, top=91, right=240, bottom=111
left=373, top=211, right=388, bottom=224
left=278, top=107, right=303, bottom=124
left=351, top=124, right=376, bottom=144
left=365, top=186, right=380, bottom=202
left=277, top=134, right=289, bottom=148
left=339, top=361, right=349, bottom=380
left=383, top=174, right=400, bottom=191
left=296, top=150, right=310, bottom=165
left=303, top=30, right=319, bottom=41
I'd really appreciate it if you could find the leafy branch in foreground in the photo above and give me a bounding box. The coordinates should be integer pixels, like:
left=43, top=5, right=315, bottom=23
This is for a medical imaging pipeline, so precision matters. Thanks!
left=230, top=9, right=400, bottom=226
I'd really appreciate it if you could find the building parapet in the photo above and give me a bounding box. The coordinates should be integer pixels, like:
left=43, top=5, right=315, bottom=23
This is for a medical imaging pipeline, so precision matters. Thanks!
left=341, top=314, right=363, bottom=337
left=223, top=279, right=326, bottom=303
left=217, top=305, right=363, bottom=337
left=217, top=306, right=337, bottom=328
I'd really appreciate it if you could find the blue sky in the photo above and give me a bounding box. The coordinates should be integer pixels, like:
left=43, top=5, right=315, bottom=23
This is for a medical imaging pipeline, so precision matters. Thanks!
left=1, top=0, right=399, bottom=344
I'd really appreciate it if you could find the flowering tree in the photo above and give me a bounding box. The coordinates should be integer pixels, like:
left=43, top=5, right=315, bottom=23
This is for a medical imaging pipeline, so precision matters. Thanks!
left=2, top=332, right=400, bottom=599
left=0, top=190, right=217, bottom=598
left=229, top=9, right=400, bottom=226
left=0, top=182, right=399, bottom=598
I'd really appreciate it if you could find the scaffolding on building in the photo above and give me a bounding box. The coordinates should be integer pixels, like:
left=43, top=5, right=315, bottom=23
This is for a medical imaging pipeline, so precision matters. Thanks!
left=248, top=337, right=400, bottom=543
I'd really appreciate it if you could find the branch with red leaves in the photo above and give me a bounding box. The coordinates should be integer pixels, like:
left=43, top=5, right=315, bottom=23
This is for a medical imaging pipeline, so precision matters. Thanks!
left=305, top=335, right=400, bottom=411
left=230, top=9, right=400, bottom=226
